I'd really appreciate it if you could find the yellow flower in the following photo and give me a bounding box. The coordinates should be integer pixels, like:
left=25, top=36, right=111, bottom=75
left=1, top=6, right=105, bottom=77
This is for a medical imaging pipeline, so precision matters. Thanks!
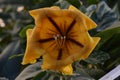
left=22, top=5, right=100, bottom=75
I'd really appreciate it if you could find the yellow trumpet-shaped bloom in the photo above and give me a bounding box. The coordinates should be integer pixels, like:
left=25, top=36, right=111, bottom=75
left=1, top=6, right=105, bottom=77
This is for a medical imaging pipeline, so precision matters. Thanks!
left=22, top=5, right=100, bottom=75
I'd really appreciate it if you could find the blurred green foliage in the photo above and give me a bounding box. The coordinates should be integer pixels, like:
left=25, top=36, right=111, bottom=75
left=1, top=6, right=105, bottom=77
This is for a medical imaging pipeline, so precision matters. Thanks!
left=0, top=0, right=120, bottom=80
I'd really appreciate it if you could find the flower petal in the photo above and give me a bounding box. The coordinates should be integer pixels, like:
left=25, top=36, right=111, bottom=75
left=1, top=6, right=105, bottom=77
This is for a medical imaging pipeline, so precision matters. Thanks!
left=80, top=37, right=101, bottom=59
left=22, top=29, right=44, bottom=65
left=50, top=6, right=60, bottom=9
left=29, top=6, right=60, bottom=23
left=68, top=5, right=97, bottom=30
left=41, top=54, right=73, bottom=75
left=60, top=64, right=73, bottom=75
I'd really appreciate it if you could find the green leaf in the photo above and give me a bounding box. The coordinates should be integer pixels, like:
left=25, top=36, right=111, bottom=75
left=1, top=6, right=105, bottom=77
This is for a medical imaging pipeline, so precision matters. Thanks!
left=19, top=24, right=34, bottom=38
left=38, top=0, right=58, bottom=7
left=66, top=0, right=81, bottom=8
left=87, top=0, right=98, bottom=5
left=33, top=71, right=47, bottom=80
left=85, top=50, right=110, bottom=64
left=94, top=26, right=120, bottom=71
left=95, top=26, right=120, bottom=49
left=101, top=32, right=120, bottom=52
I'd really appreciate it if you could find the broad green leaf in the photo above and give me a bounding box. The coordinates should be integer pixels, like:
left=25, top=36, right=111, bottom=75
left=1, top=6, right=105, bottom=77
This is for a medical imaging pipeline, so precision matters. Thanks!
left=66, top=0, right=81, bottom=8
left=38, top=0, right=58, bottom=7
left=100, top=32, right=120, bottom=51
left=87, top=0, right=98, bottom=5
left=94, top=27, right=120, bottom=72
left=95, top=26, right=120, bottom=49
left=33, top=71, right=47, bottom=80
left=19, top=24, right=34, bottom=38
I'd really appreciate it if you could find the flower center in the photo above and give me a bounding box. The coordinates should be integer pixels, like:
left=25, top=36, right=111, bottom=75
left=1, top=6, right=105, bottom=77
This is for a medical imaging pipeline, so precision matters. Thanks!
left=53, top=34, right=66, bottom=49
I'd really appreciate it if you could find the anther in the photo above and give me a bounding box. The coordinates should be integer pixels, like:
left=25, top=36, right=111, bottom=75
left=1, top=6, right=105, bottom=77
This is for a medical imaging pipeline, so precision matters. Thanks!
left=56, top=34, right=60, bottom=37
left=53, top=35, right=57, bottom=40
left=61, top=36, right=63, bottom=39
left=63, top=36, right=66, bottom=39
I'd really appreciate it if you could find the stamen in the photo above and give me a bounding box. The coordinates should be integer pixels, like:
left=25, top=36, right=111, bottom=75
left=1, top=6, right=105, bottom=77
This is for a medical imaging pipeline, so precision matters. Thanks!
left=53, top=35, right=57, bottom=40
left=53, top=35, right=66, bottom=49
left=53, top=35, right=59, bottom=48
left=57, top=34, right=61, bottom=48
left=60, top=36, right=64, bottom=46
left=61, top=36, right=66, bottom=48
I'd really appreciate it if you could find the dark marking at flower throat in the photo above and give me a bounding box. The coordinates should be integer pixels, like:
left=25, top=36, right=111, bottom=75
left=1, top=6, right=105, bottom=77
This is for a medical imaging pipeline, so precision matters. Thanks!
left=57, top=49, right=62, bottom=60
left=38, top=16, right=84, bottom=60
left=39, top=38, right=54, bottom=43
left=47, top=16, right=63, bottom=36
